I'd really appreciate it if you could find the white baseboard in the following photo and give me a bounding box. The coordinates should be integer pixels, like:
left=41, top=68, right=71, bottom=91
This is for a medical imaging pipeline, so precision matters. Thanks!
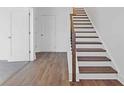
left=118, top=74, right=124, bottom=85
left=69, top=73, right=72, bottom=81
left=76, top=73, right=80, bottom=81
left=0, top=60, right=8, bottom=62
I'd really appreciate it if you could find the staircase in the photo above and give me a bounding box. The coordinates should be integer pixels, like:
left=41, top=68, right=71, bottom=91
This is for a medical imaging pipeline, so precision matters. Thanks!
left=70, top=8, right=119, bottom=82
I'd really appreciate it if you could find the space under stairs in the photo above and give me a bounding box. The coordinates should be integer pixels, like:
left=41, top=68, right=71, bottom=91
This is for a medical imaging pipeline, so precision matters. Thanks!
left=70, top=8, right=118, bottom=81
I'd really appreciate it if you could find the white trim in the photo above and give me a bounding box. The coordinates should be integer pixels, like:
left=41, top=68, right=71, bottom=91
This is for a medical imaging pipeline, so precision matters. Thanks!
left=76, top=73, right=80, bottom=82
left=118, top=74, right=124, bottom=85
left=75, top=29, right=95, bottom=31
left=67, top=51, right=72, bottom=81
left=69, top=73, right=72, bottom=81
left=74, top=25, right=93, bottom=27
left=76, top=44, right=104, bottom=48
left=76, top=33, right=98, bottom=36
left=76, top=53, right=79, bottom=81
left=29, top=8, right=35, bottom=61
left=76, top=38, right=101, bottom=42
left=77, top=52, right=109, bottom=57
left=73, top=16, right=87, bottom=18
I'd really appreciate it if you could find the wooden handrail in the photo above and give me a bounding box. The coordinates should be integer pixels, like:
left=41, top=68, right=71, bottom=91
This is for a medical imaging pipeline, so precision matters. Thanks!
left=70, top=14, right=76, bottom=82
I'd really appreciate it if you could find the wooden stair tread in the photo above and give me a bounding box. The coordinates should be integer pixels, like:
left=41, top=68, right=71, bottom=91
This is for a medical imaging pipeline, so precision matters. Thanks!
left=71, top=79, right=123, bottom=86
left=76, top=48, right=106, bottom=52
left=73, top=15, right=87, bottom=16
left=78, top=56, right=111, bottom=61
left=76, top=36, right=98, bottom=38
left=75, top=9, right=85, bottom=11
left=74, top=27, right=94, bottom=29
left=75, top=31, right=96, bottom=33
left=76, top=13, right=86, bottom=14
left=79, top=67, right=117, bottom=73
left=76, top=42, right=102, bottom=44
left=76, top=10, right=85, bottom=12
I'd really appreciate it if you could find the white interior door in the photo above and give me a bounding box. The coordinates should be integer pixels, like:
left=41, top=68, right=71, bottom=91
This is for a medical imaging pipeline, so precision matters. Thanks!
left=10, top=8, right=30, bottom=61
left=36, top=15, right=56, bottom=52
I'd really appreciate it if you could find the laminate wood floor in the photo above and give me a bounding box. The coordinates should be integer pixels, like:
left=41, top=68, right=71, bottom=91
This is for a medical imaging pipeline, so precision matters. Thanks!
left=1, top=52, right=123, bottom=86
left=2, top=52, right=69, bottom=86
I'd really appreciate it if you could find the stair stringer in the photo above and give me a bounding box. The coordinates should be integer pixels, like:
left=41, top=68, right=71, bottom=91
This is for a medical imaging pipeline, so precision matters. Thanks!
left=84, top=8, right=119, bottom=71
left=73, top=8, right=118, bottom=80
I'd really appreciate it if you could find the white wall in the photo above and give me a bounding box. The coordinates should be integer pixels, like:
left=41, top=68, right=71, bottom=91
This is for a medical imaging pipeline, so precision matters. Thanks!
left=0, top=8, right=11, bottom=60
left=85, top=7, right=124, bottom=79
left=33, top=7, right=71, bottom=52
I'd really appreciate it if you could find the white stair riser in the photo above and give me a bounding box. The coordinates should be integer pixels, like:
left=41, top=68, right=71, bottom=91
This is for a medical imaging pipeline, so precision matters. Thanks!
left=75, top=29, right=95, bottom=31
left=76, top=14, right=87, bottom=15
left=73, top=17, right=88, bottom=19
left=78, top=62, right=112, bottom=67
left=75, top=28, right=94, bottom=30
left=74, top=9, right=85, bottom=11
left=73, top=21, right=91, bottom=23
left=74, top=8, right=84, bottom=9
left=76, top=33, right=97, bottom=36
left=74, top=25, right=93, bottom=27
left=73, top=19, right=89, bottom=20
left=76, top=44, right=104, bottom=48
left=77, top=52, right=108, bottom=57
left=72, top=16, right=88, bottom=18
left=74, top=8, right=85, bottom=10
left=76, top=38, right=100, bottom=42
left=74, top=9, right=84, bottom=10
left=78, top=74, right=118, bottom=79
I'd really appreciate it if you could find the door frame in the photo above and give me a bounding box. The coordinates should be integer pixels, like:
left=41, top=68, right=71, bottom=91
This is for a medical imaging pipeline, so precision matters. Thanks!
left=28, top=7, right=36, bottom=62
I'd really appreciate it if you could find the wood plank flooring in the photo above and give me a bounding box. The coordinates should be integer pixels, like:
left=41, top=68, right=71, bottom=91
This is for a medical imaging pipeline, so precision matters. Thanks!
left=1, top=52, right=123, bottom=86
left=2, top=52, right=69, bottom=86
